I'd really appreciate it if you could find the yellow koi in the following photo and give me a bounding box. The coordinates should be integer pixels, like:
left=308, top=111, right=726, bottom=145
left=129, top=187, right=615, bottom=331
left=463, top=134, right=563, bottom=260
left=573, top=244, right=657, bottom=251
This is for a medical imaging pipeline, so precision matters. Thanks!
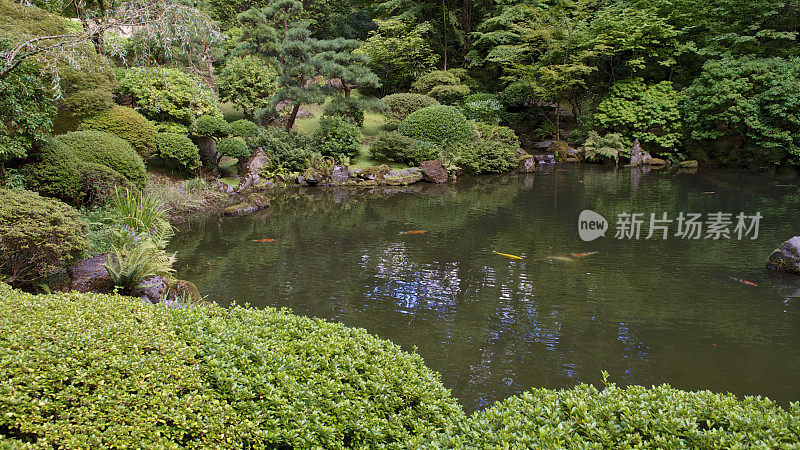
left=493, top=251, right=524, bottom=260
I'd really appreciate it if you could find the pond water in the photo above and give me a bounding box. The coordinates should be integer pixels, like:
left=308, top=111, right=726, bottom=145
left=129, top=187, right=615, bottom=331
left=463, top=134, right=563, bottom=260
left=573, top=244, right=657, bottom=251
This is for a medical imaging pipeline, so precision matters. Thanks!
left=171, top=166, right=800, bottom=413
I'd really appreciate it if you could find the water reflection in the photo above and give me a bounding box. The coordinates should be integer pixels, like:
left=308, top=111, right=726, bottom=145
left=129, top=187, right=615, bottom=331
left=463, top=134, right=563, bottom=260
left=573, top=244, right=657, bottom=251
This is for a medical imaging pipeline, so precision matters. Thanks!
left=171, top=166, right=800, bottom=412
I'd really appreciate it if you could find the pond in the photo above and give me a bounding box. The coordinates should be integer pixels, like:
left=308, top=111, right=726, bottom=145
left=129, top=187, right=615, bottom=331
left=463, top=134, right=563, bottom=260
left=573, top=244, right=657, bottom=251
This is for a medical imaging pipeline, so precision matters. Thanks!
left=171, top=166, right=800, bottom=413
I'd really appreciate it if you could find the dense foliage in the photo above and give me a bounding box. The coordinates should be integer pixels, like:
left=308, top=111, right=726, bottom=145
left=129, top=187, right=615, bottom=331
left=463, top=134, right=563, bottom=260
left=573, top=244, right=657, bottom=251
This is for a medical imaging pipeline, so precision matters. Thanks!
left=247, top=127, right=310, bottom=172
left=20, top=139, right=81, bottom=201
left=118, top=68, right=221, bottom=125
left=398, top=105, right=473, bottom=148
left=155, top=132, right=202, bottom=171
left=461, top=93, right=502, bottom=125
left=381, top=93, right=439, bottom=129
left=78, top=106, right=157, bottom=159
left=451, top=123, right=519, bottom=174
left=0, top=287, right=464, bottom=447
left=216, top=136, right=250, bottom=161
left=0, top=189, right=87, bottom=286
left=369, top=131, right=416, bottom=164
left=218, top=55, right=279, bottom=120
left=312, top=116, right=362, bottom=160
left=55, top=131, right=147, bottom=189
left=420, top=381, right=800, bottom=448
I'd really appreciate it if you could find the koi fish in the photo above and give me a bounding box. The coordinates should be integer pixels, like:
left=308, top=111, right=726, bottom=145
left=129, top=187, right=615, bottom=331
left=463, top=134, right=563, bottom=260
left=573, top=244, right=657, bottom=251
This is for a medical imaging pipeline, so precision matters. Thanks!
left=712, top=343, right=718, bottom=347
left=571, top=251, right=599, bottom=258
left=493, top=251, right=524, bottom=260
left=253, top=239, right=276, bottom=242
left=549, top=255, right=576, bottom=262
left=703, top=191, right=716, bottom=194
left=730, top=277, right=758, bottom=287
left=399, top=230, right=427, bottom=235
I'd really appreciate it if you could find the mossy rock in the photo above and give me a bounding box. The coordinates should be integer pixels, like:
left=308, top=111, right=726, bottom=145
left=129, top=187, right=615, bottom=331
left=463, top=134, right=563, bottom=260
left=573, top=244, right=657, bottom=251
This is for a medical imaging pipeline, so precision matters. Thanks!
left=357, top=165, right=392, bottom=180
left=223, top=194, right=270, bottom=216
left=385, top=173, right=423, bottom=186
left=167, top=280, right=203, bottom=305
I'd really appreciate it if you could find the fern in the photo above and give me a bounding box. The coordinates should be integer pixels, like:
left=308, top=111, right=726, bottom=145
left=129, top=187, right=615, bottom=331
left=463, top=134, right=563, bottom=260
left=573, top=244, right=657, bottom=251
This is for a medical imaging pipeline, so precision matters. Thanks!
left=104, top=236, right=176, bottom=293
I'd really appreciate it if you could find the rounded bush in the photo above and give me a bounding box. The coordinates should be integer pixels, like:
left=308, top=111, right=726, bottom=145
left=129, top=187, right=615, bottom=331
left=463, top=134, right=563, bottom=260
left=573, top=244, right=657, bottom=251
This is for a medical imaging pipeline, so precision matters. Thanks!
left=0, top=288, right=464, bottom=447
left=190, top=115, right=231, bottom=138
left=382, top=93, right=439, bottom=129
left=499, top=82, right=537, bottom=111
left=451, top=123, right=519, bottom=174
left=153, top=121, right=189, bottom=134
left=398, top=105, right=473, bottom=147
left=369, top=131, right=415, bottom=163
left=421, top=383, right=800, bottom=448
left=216, top=136, right=250, bottom=161
left=20, top=139, right=81, bottom=201
left=228, top=119, right=259, bottom=138
left=312, top=117, right=362, bottom=160
left=0, top=189, right=87, bottom=286
left=55, top=131, right=147, bottom=189
left=77, top=161, right=133, bottom=206
left=78, top=105, right=157, bottom=159
left=155, top=132, right=201, bottom=171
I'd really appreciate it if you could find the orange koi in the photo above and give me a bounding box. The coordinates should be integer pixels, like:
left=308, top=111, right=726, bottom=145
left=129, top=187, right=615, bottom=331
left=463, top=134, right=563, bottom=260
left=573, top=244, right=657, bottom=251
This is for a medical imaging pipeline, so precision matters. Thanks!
left=730, top=277, right=758, bottom=287
left=253, top=239, right=276, bottom=242
left=712, top=343, right=718, bottom=347
left=571, top=251, right=599, bottom=258
left=399, top=230, right=427, bottom=235
left=493, top=251, right=524, bottom=260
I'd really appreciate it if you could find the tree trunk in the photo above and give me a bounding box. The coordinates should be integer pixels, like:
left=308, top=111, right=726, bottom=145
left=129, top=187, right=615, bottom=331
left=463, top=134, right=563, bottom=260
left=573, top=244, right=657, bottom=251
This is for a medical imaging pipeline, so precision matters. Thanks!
left=286, top=103, right=301, bottom=130
left=343, top=82, right=351, bottom=98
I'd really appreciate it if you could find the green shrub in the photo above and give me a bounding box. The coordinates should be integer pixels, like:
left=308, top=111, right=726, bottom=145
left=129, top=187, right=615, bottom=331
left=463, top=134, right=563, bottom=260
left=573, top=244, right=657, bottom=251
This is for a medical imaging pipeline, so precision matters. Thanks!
left=312, top=117, right=362, bottom=160
left=57, top=51, right=118, bottom=122
left=461, top=93, right=502, bottom=125
left=20, top=139, right=81, bottom=201
left=153, top=121, right=189, bottom=134
left=55, top=131, right=147, bottom=189
left=0, top=189, right=87, bottom=286
left=77, top=162, right=133, bottom=207
left=499, top=82, right=537, bottom=111
left=110, top=187, right=173, bottom=250
left=398, top=105, right=473, bottom=147
left=216, top=136, right=250, bottom=161
left=582, top=132, right=631, bottom=164
left=247, top=127, right=310, bottom=172
left=409, top=140, right=443, bottom=164
left=451, top=123, right=519, bottom=174
left=229, top=119, right=259, bottom=138
left=429, top=84, right=471, bottom=105
left=382, top=93, right=440, bottom=129
left=369, top=131, right=416, bottom=163
left=118, top=67, right=221, bottom=125
left=322, top=96, right=366, bottom=127
left=190, top=115, right=231, bottom=138
left=105, top=238, right=176, bottom=293
left=411, top=70, right=471, bottom=104
left=420, top=381, right=800, bottom=448
left=78, top=105, right=157, bottom=159
left=0, top=288, right=464, bottom=447
left=155, top=132, right=202, bottom=171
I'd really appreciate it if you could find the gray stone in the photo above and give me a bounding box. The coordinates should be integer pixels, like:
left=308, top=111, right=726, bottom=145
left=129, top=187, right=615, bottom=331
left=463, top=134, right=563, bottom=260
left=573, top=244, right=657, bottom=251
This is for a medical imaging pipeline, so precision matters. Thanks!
left=518, top=155, right=536, bottom=173
left=131, top=275, right=168, bottom=304
left=68, top=254, right=114, bottom=293
left=766, top=237, right=800, bottom=275
left=420, top=160, right=448, bottom=183
left=630, top=139, right=643, bottom=166
left=332, top=165, right=350, bottom=184
left=238, top=149, right=269, bottom=178
left=533, top=154, right=556, bottom=165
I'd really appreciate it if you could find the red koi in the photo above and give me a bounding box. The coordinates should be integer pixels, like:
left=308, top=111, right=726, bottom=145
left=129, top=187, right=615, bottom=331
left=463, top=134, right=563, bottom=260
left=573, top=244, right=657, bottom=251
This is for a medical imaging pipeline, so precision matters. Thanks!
left=253, top=239, right=276, bottom=242
left=730, top=277, right=758, bottom=287
left=399, top=230, right=427, bottom=235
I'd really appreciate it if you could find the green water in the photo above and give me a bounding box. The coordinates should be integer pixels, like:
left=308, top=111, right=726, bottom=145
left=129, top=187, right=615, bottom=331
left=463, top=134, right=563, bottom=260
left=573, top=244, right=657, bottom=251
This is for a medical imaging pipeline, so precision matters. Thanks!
left=171, top=166, right=800, bottom=412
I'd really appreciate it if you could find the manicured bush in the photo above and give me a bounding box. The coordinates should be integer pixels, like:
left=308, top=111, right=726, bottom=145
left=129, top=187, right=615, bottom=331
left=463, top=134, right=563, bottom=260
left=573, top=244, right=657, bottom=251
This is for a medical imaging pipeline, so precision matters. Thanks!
left=229, top=119, right=259, bottom=138
left=55, top=131, right=147, bottom=189
left=0, top=189, right=87, bottom=286
left=451, top=123, right=519, bottom=174
left=153, top=121, right=189, bottom=134
left=312, top=117, right=362, bottom=160
left=77, top=161, right=133, bottom=206
left=190, top=115, right=231, bottom=138
left=0, top=288, right=464, bottom=447
left=411, top=70, right=471, bottom=104
left=118, top=67, right=221, bottom=125
left=322, top=96, right=366, bottom=127
left=247, top=127, right=310, bottom=172
left=461, top=92, right=502, bottom=125
left=20, top=139, right=81, bottom=201
left=382, top=93, right=440, bottom=129
left=499, top=82, right=537, bottom=111
left=398, top=105, right=473, bottom=147
left=369, top=131, right=415, bottom=163
left=419, top=382, right=800, bottom=448
left=216, top=137, right=250, bottom=161
left=78, top=105, right=157, bottom=159
left=155, top=132, right=202, bottom=171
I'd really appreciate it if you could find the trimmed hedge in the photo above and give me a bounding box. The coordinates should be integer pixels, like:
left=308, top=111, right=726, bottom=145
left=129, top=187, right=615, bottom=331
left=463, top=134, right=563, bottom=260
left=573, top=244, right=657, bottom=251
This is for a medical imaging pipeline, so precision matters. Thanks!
left=78, top=105, right=157, bottom=159
left=398, top=105, right=473, bottom=147
left=155, top=132, right=202, bottom=171
left=369, top=131, right=440, bottom=166
left=382, top=93, right=439, bottom=129
left=418, top=383, right=800, bottom=448
left=0, top=288, right=464, bottom=447
left=55, top=131, right=146, bottom=189
left=21, top=139, right=81, bottom=201
left=0, top=189, right=87, bottom=286
left=77, top=161, right=132, bottom=206
left=247, top=127, right=310, bottom=172
left=190, top=115, right=231, bottom=138
left=228, top=119, right=259, bottom=138
left=216, top=136, right=250, bottom=161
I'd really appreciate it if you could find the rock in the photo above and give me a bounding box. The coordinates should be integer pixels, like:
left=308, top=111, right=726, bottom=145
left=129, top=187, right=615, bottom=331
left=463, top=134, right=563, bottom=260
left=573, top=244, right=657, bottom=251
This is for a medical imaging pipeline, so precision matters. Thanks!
left=550, top=141, right=570, bottom=161
left=517, top=155, right=536, bottom=173
left=385, top=173, right=423, bottom=186
left=679, top=160, right=699, bottom=169
left=358, top=179, right=378, bottom=187
left=357, top=165, right=391, bottom=180
left=649, top=157, right=667, bottom=167
left=236, top=173, right=259, bottom=192
left=629, top=138, right=643, bottom=166
left=332, top=165, right=350, bottom=184
left=237, top=149, right=269, bottom=178
left=223, top=193, right=269, bottom=216
left=564, top=157, right=580, bottom=163
left=167, top=280, right=202, bottom=304
left=346, top=179, right=358, bottom=186
left=533, top=154, right=556, bottom=165
left=302, top=168, right=320, bottom=186
left=766, top=237, right=800, bottom=275
left=196, top=137, right=219, bottom=167
left=211, top=179, right=235, bottom=194
left=131, top=275, right=168, bottom=304
left=247, top=193, right=270, bottom=208
left=420, top=160, right=448, bottom=183
left=68, top=254, right=114, bottom=293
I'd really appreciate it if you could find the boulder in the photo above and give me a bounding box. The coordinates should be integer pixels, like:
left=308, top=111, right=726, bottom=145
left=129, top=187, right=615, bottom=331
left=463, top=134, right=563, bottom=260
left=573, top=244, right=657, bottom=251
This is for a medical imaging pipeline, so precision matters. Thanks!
left=550, top=141, right=570, bottom=161
left=301, top=168, right=321, bottom=186
left=357, top=165, right=391, bottom=180
left=679, top=160, right=699, bottom=169
left=386, top=173, right=423, bottom=186
left=533, top=154, right=556, bottom=165
left=237, top=149, right=269, bottom=178
left=518, top=155, right=536, bottom=173
left=331, top=165, right=350, bottom=184
left=68, top=254, right=114, bottom=293
left=629, top=138, right=643, bottom=166
left=223, top=193, right=270, bottom=216
left=420, top=160, right=448, bottom=183
left=766, top=237, right=800, bottom=275
left=167, top=280, right=203, bottom=304
left=649, top=157, right=667, bottom=167
left=564, top=157, right=580, bottom=163
left=131, top=275, right=168, bottom=303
